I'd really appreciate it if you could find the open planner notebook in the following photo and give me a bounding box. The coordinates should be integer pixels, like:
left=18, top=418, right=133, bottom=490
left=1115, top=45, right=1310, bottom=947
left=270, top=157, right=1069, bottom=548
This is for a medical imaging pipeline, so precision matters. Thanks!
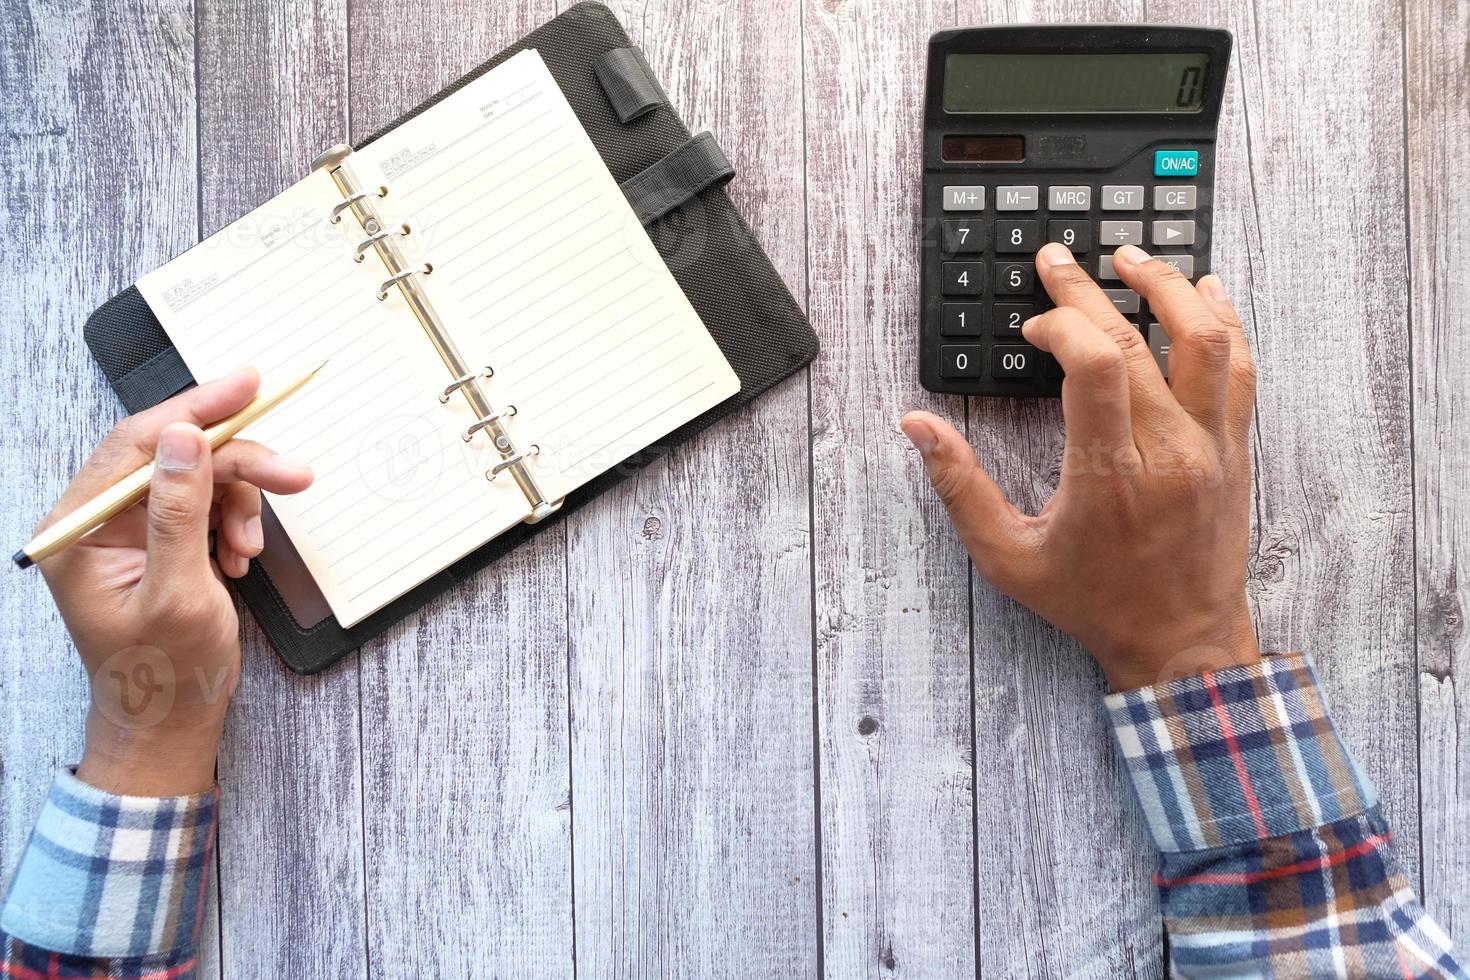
left=136, top=49, right=740, bottom=627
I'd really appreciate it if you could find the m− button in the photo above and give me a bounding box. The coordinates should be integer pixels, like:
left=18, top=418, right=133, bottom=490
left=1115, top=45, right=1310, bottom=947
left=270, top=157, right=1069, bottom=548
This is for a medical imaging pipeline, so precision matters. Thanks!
left=995, top=186, right=1039, bottom=211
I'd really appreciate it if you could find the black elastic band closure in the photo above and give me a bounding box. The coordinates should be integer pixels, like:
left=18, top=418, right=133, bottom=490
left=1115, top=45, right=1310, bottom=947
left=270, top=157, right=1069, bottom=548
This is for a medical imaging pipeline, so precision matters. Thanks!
left=619, top=132, right=736, bottom=226
left=113, top=346, right=193, bottom=414
left=594, top=47, right=668, bottom=123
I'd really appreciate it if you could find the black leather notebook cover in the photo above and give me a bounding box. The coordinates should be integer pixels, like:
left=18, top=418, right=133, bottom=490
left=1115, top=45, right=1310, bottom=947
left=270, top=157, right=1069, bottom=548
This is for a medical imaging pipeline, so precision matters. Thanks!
left=81, top=2, right=818, bottom=674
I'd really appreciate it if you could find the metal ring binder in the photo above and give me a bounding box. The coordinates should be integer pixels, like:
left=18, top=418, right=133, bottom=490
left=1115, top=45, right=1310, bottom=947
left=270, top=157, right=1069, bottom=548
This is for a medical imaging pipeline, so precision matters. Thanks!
left=377, top=265, right=431, bottom=301
left=312, top=142, right=562, bottom=522
left=328, top=186, right=386, bottom=224
left=487, top=445, right=539, bottom=480
left=462, top=405, right=517, bottom=442
left=354, top=226, right=408, bottom=263
left=438, top=367, right=493, bottom=404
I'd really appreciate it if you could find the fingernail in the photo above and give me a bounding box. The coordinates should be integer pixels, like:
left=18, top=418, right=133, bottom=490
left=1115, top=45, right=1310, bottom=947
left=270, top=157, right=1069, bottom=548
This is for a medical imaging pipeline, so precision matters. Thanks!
left=156, top=425, right=201, bottom=472
left=1200, top=274, right=1227, bottom=301
left=1115, top=244, right=1150, bottom=267
left=1036, top=242, right=1076, bottom=267
left=1020, top=316, right=1042, bottom=340
left=244, top=515, right=264, bottom=551
left=901, top=418, right=937, bottom=456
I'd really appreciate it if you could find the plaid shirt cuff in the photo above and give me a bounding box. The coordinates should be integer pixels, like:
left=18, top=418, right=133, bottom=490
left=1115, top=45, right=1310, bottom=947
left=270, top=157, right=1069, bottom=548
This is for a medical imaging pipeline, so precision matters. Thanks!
left=1104, top=653, right=1377, bottom=853
left=0, top=769, right=218, bottom=959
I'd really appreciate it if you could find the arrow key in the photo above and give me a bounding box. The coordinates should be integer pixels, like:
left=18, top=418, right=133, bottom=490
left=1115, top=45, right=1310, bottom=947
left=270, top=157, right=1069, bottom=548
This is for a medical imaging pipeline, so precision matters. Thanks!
left=1152, top=220, right=1197, bottom=246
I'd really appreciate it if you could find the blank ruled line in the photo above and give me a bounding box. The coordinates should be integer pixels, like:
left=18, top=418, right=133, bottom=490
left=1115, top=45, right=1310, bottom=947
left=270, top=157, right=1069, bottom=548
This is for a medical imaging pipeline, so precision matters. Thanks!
left=559, top=380, right=716, bottom=475
left=308, top=426, right=476, bottom=511
left=271, top=342, right=406, bottom=455
left=343, top=507, right=492, bottom=602
left=514, top=314, right=673, bottom=405
left=489, top=272, right=653, bottom=351
left=326, top=472, right=483, bottom=571
left=254, top=320, right=390, bottom=395
left=433, top=163, right=587, bottom=260
left=445, top=193, right=601, bottom=292
left=531, top=343, right=692, bottom=433
left=559, top=365, right=703, bottom=449
left=499, top=298, right=663, bottom=375
left=247, top=304, right=382, bottom=383
left=457, top=224, right=622, bottom=308
left=474, top=257, right=641, bottom=329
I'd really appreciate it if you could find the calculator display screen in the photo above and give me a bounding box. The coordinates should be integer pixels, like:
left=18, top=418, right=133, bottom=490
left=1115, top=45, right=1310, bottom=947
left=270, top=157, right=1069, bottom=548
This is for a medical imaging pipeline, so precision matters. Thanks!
left=943, top=52, right=1210, bottom=113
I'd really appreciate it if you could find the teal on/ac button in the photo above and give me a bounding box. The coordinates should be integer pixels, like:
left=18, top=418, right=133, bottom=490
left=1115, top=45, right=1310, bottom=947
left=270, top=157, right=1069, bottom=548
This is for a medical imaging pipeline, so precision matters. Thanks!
left=1154, top=149, right=1199, bottom=177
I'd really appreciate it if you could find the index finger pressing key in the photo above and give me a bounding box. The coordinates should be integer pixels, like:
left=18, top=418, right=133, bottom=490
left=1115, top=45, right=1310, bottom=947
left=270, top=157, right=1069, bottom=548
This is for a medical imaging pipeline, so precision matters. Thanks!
left=1112, top=244, right=1231, bottom=433
left=1033, top=244, right=1174, bottom=411
left=1021, top=306, right=1135, bottom=458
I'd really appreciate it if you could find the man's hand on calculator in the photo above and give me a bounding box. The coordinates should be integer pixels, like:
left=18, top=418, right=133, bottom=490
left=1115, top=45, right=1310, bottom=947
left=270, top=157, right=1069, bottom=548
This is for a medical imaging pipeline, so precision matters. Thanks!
left=903, top=242, right=1260, bottom=691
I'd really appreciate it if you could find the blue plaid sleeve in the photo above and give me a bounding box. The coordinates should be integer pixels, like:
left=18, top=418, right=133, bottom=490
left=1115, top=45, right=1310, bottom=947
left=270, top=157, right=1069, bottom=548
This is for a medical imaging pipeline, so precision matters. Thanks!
left=1, top=769, right=217, bottom=978
left=1106, top=653, right=1465, bottom=978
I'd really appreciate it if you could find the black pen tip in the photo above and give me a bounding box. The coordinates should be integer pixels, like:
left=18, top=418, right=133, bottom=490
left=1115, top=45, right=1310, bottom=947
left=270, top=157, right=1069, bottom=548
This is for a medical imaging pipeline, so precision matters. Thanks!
left=13, top=550, right=33, bottom=569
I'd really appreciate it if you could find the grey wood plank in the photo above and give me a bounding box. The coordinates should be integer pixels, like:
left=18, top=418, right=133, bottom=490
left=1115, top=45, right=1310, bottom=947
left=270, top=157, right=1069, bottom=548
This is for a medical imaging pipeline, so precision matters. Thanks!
left=563, top=2, right=818, bottom=977
left=0, top=3, right=218, bottom=975
left=803, top=2, right=983, bottom=976
left=955, top=0, right=1166, bottom=970
left=345, top=2, right=575, bottom=976
left=1150, top=0, right=1420, bottom=868
left=1407, top=0, right=1470, bottom=939
left=193, top=1, right=367, bottom=976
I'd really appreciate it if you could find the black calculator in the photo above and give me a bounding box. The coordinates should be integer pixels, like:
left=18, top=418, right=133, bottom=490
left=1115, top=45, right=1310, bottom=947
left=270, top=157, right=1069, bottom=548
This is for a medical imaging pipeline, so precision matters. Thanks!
left=919, top=25, right=1233, bottom=396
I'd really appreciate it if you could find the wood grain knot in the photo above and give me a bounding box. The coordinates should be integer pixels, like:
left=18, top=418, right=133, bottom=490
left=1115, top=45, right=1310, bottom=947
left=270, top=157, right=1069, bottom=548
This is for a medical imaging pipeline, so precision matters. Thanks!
left=642, top=516, right=663, bottom=540
left=857, top=715, right=879, bottom=736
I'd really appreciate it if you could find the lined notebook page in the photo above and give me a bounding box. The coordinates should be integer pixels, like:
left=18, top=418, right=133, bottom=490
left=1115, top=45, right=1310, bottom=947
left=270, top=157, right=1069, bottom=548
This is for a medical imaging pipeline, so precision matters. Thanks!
left=351, top=50, right=740, bottom=503
left=136, top=167, right=533, bottom=628
left=139, top=48, right=737, bottom=627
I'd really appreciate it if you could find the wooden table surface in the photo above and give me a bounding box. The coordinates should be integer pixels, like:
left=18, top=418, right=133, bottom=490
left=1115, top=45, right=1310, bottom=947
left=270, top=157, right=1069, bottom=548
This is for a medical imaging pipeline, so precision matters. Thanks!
left=3, top=0, right=1466, bottom=976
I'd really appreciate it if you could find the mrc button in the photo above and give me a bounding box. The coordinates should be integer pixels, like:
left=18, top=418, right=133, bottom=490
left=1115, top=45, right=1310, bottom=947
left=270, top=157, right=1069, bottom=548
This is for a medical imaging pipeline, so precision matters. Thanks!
left=1154, top=149, right=1199, bottom=177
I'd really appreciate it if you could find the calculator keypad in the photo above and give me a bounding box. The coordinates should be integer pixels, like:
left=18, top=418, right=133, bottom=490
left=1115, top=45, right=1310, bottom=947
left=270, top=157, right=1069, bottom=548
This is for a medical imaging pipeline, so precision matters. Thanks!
left=926, top=146, right=1209, bottom=396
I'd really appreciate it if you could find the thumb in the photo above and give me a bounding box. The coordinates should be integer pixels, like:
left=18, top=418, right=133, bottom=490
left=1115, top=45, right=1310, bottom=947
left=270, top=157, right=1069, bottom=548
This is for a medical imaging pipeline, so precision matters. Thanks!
left=900, top=411, right=1036, bottom=588
left=141, top=423, right=215, bottom=598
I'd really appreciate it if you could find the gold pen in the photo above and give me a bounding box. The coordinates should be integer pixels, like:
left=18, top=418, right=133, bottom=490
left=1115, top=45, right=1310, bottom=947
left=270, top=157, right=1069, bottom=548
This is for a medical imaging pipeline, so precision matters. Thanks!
left=13, top=361, right=326, bottom=569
